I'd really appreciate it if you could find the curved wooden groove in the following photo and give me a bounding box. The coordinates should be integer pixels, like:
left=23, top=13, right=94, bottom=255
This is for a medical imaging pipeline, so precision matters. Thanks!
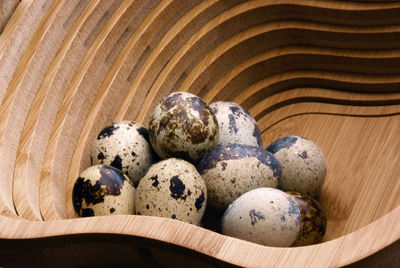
left=181, top=22, right=400, bottom=102
left=249, top=88, right=400, bottom=121
left=203, top=46, right=400, bottom=103
left=40, top=0, right=134, bottom=220
left=113, top=0, right=234, bottom=123
left=231, top=70, right=400, bottom=111
left=136, top=20, right=400, bottom=125
left=0, top=0, right=67, bottom=220
left=65, top=0, right=174, bottom=219
left=13, top=0, right=100, bottom=221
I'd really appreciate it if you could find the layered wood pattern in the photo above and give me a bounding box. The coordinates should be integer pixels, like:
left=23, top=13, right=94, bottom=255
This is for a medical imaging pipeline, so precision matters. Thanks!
left=0, top=0, right=399, bottom=266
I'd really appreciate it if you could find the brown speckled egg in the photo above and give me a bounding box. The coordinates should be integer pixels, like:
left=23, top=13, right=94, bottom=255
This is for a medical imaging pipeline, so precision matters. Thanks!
left=209, top=101, right=262, bottom=147
left=72, top=165, right=135, bottom=217
left=148, top=92, right=218, bottom=163
left=221, top=188, right=301, bottom=247
left=197, top=144, right=281, bottom=210
left=91, top=121, right=157, bottom=186
left=135, top=158, right=207, bottom=225
left=266, top=136, right=327, bottom=198
left=287, top=192, right=327, bottom=246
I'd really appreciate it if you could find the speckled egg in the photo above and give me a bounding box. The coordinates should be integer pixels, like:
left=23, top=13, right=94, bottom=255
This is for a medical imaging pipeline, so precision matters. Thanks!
left=72, top=165, right=135, bottom=217
left=91, top=121, right=157, bottom=186
left=197, top=144, right=281, bottom=211
left=286, top=192, right=327, bottom=246
left=266, top=136, right=327, bottom=198
left=221, top=187, right=301, bottom=247
left=209, top=101, right=262, bottom=147
left=135, top=158, right=207, bottom=225
left=148, top=92, right=219, bottom=163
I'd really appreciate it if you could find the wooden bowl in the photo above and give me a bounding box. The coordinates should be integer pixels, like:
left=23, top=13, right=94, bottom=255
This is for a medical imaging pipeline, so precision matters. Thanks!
left=0, top=0, right=399, bottom=267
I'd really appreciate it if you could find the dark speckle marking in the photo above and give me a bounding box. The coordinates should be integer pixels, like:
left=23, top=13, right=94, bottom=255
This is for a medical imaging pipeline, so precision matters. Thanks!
left=110, top=208, right=115, bottom=213
left=97, top=124, right=119, bottom=140
left=249, top=209, right=265, bottom=225
left=162, top=92, right=183, bottom=109
left=72, top=166, right=127, bottom=216
left=171, top=214, right=176, bottom=219
left=253, top=124, right=262, bottom=148
left=137, top=127, right=150, bottom=144
left=146, top=204, right=149, bottom=209
left=195, top=191, right=205, bottom=211
left=281, top=215, right=286, bottom=222
left=266, top=136, right=297, bottom=154
left=97, top=152, right=105, bottom=161
left=229, top=105, right=245, bottom=117
left=132, top=151, right=136, bottom=157
left=299, top=151, right=308, bottom=159
left=197, top=144, right=282, bottom=178
left=81, top=208, right=94, bottom=217
left=228, top=114, right=238, bottom=134
left=220, top=161, right=227, bottom=171
left=151, top=175, right=159, bottom=188
left=110, top=155, right=123, bottom=171
left=169, top=176, right=185, bottom=200
left=287, top=196, right=300, bottom=223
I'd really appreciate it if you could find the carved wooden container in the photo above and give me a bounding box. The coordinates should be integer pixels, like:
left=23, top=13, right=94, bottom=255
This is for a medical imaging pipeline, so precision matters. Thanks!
left=0, top=0, right=399, bottom=267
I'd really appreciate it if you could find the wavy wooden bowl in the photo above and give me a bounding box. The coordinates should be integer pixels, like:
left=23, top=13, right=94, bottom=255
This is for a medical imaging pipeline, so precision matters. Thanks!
left=0, top=0, right=399, bottom=267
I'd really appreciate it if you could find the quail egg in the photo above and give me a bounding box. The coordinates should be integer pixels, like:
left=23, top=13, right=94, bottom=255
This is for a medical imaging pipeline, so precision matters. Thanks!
left=221, top=187, right=301, bottom=247
left=266, top=136, right=327, bottom=198
left=197, top=144, right=281, bottom=210
left=91, top=121, right=157, bottom=186
left=209, top=101, right=262, bottom=147
left=72, top=165, right=135, bottom=217
left=136, top=158, right=207, bottom=225
left=286, top=192, right=327, bottom=246
left=148, top=92, right=219, bottom=163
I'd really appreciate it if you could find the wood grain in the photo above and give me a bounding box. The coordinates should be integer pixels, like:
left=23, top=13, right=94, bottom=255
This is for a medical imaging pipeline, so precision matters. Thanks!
left=0, top=0, right=399, bottom=267
left=0, top=0, right=18, bottom=33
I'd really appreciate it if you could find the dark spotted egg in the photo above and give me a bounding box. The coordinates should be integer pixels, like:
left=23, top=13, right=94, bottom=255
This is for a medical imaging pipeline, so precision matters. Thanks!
left=266, top=136, right=327, bottom=198
left=135, top=158, right=207, bottom=225
left=197, top=144, right=281, bottom=211
left=91, top=121, right=157, bottom=186
left=209, top=101, right=262, bottom=147
left=287, top=192, right=327, bottom=246
left=221, top=187, right=301, bottom=247
left=72, top=165, right=135, bottom=217
left=148, top=92, right=218, bottom=164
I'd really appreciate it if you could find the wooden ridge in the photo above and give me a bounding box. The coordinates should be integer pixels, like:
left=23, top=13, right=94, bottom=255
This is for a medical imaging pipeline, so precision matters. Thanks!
left=0, top=0, right=399, bottom=266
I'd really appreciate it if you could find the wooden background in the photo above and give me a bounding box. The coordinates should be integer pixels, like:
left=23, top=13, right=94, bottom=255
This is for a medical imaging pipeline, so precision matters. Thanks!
left=0, top=0, right=399, bottom=267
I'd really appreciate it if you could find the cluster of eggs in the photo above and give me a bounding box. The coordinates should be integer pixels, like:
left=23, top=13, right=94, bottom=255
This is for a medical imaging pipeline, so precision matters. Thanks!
left=72, top=91, right=327, bottom=247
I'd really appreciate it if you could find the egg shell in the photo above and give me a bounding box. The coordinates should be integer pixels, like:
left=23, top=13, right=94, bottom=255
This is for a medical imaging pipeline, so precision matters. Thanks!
left=148, top=92, right=219, bottom=163
left=209, top=101, right=262, bottom=147
left=266, top=136, right=327, bottom=198
left=135, top=158, right=207, bottom=225
left=287, top=192, right=327, bottom=246
left=72, top=165, right=135, bottom=217
left=91, top=121, right=157, bottom=186
left=197, top=144, right=281, bottom=210
left=221, top=187, right=301, bottom=247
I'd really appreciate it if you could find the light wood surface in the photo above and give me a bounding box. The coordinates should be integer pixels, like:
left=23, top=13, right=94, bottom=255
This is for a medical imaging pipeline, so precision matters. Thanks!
left=0, top=0, right=399, bottom=267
